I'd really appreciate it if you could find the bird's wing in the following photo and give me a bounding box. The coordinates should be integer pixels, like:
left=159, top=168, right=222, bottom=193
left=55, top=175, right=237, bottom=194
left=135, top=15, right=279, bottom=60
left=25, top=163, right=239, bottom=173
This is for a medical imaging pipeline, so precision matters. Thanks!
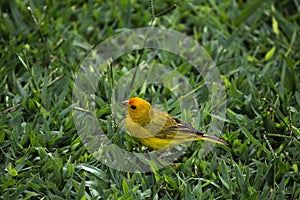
left=141, top=110, right=228, bottom=145
left=142, top=109, right=173, bottom=133
left=151, top=112, right=203, bottom=139
left=171, top=117, right=204, bottom=135
left=144, top=108, right=204, bottom=139
left=172, top=118, right=228, bottom=145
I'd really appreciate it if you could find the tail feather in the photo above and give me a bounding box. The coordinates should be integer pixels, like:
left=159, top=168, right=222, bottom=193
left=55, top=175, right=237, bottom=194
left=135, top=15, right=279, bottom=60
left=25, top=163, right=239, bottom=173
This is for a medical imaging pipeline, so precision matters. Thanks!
left=199, top=134, right=228, bottom=145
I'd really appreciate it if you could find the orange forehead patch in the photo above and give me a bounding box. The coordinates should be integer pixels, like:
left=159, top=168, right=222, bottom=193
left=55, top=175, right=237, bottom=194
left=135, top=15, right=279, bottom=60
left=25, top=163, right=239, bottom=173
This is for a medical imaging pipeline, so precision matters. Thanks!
left=128, top=97, right=150, bottom=107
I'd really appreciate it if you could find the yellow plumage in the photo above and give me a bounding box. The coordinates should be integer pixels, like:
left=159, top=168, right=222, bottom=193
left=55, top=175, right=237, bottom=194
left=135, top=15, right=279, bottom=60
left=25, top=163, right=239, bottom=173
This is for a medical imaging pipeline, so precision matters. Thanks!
left=122, top=97, right=228, bottom=149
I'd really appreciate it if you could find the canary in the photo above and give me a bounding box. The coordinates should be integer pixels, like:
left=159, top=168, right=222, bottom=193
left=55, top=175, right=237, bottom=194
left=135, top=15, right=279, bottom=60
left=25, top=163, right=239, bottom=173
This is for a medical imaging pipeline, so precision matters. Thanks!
left=122, top=97, right=228, bottom=149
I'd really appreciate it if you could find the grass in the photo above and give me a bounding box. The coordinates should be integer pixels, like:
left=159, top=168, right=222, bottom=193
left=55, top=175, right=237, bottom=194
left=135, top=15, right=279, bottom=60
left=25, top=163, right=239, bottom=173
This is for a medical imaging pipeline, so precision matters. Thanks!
left=1, top=0, right=300, bottom=199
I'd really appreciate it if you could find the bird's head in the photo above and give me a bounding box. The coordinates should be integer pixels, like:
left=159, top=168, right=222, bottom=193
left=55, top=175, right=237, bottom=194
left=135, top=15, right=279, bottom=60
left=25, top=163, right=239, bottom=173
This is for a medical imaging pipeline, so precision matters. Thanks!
left=122, top=97, right=153, bottom=126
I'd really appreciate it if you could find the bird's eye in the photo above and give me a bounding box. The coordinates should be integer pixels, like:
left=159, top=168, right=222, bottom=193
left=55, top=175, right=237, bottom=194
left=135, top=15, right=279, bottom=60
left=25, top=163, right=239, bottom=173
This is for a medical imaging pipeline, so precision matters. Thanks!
left=130, top=105, right=137, bottom=110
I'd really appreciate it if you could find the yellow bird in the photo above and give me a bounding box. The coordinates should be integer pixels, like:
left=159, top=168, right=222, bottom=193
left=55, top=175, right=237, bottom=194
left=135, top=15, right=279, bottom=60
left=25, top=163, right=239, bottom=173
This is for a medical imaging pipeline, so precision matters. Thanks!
left=122, top=97, right=228, bottom=149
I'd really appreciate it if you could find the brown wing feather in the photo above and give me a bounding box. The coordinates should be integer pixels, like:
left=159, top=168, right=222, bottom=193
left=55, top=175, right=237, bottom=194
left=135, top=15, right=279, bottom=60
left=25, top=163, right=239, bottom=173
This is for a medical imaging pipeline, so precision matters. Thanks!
left=154, top=117, right=201, bottom=139
left=156, top=117, right=228, bottom=145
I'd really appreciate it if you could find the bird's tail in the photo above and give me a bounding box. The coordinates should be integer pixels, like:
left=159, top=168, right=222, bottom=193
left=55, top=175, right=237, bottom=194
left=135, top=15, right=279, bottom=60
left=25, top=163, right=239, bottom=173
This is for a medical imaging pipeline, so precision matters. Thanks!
left=200, top=134, right=228, bottom=146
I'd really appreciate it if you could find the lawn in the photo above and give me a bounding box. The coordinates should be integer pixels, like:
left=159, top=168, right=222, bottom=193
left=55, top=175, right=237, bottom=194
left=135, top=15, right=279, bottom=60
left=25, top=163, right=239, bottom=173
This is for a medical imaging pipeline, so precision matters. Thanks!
left=1, top=0, right=300, bottom=199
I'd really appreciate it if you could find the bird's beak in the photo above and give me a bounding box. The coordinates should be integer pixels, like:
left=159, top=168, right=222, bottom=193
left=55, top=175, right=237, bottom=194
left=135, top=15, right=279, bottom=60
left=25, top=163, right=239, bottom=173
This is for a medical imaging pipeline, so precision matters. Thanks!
left=121, top=100, right=128, bottom=106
